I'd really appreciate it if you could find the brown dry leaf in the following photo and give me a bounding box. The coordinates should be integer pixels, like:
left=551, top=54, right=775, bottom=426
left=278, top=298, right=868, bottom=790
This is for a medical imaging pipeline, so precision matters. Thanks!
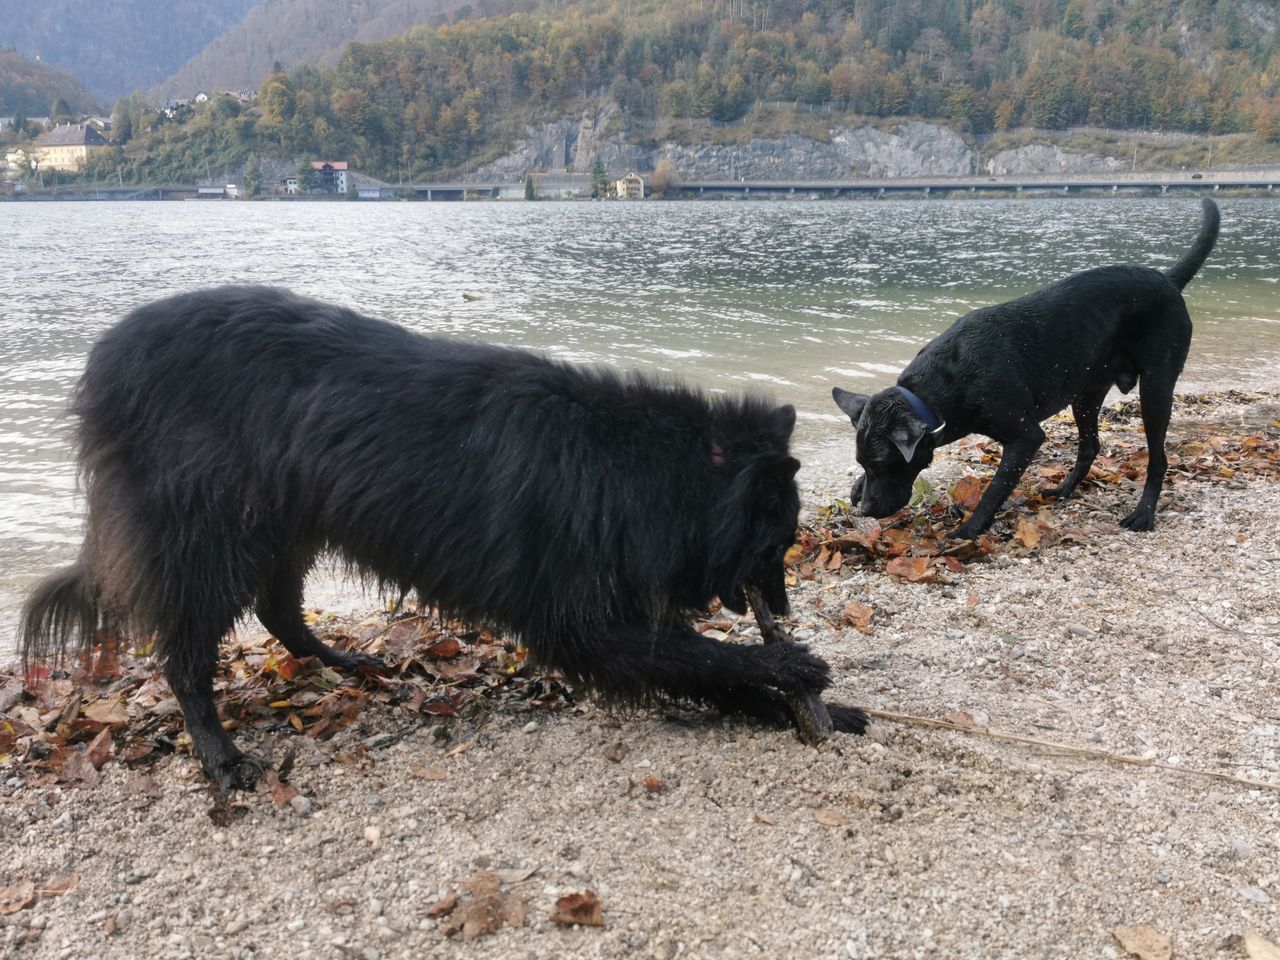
left=840, top=602, right=874, bottom=635
left=825, top=549, right=843, bottom=571
left=1245, top=932, right=1280, bottom=960
left=1013, top=517, right=1042, bottom=549
left=423, top=637, right=463, bottom=659
left=951, top=476, right=984, bottom=512
left=61, top=749, right=101, bottom=788
left=462, top=871, right=502, bottom=897
left=551, top=890, right=605, bottom=927
left=442, top=897, right=504, bottom=940
left=945, top=712, right=975, bottom=728
left=500, top=893, right=529, bottom=927
left=38, top=874, right=80, bottom=898
left=259, top=768, right=299, bottom=806
left=1112, top=925, right=1173, bottom=960
left=85, top=726, right=114, bottom=770
left=642, top=776, right=668, bottom=795
left=885, top=556, right=938, bottom=583
left=426, top=891, right=458, bottom=918
left=0, top=881, right=35, bottom=914
left=82, top=697, right=129, bottom=726
left=814, top=809, right=845, bottom=828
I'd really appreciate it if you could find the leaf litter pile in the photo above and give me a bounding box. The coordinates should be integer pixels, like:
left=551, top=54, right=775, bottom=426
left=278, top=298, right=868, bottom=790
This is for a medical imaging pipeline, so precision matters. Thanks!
left=1, top=390, right=1276, bottom=802
left=0, top=613, right=571, bottom=797
left=790, top=389, right=1280, bottom=589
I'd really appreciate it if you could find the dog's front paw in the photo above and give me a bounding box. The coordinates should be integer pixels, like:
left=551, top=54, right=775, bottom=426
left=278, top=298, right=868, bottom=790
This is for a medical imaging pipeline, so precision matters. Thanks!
left=827, top=703, right=869, bottom=735
left=1119, top=506, right=1157, bottom=532
left=947, top=523, right=981, bottom=541
left=758, top=643, right=832, bottom=695
left=208, top=752, right=269, bottom=795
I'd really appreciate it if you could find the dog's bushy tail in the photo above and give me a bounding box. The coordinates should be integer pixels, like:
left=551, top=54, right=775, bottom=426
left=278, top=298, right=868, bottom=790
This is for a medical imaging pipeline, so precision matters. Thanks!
left=1164, top=198, right=1220, bottom=290
left=20, top=561, right=100, bottom=667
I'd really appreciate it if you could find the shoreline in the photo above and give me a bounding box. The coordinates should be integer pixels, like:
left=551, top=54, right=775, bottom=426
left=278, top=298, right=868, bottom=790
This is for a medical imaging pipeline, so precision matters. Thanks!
left=2, top=387, right=1278, bottom=957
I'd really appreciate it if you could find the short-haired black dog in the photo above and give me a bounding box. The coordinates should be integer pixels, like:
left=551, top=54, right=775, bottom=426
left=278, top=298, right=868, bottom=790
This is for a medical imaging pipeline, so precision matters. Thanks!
left=832, top=198, right=1220, bottom=540
left=23, top=286, right=866, bottom=792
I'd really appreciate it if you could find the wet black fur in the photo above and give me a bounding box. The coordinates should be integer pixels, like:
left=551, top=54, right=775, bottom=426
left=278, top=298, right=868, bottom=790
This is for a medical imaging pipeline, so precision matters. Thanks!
left=22, top=285, right=866, bottom=791
left=833, top=198, right=1220, bottom=539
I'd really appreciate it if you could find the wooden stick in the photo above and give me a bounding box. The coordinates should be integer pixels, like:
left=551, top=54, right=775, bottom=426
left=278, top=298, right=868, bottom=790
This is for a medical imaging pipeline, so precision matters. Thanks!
left=866, top=707, right=1280, bottom=793
left=743, top=584, right=832, bottom=745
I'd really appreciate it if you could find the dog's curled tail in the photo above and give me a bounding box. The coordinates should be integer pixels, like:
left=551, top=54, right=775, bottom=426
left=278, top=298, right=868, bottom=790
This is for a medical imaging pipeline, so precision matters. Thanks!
left=20, top=561, right=101, bottom=668
left=1165, top=198, right=1221, bottom=290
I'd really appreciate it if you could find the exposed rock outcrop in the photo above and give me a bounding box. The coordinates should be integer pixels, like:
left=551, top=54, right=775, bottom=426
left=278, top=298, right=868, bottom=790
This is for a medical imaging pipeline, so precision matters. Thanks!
left=984, top=143, right=1127, bottom=176
left=470, top=107, right=1141, bottom=184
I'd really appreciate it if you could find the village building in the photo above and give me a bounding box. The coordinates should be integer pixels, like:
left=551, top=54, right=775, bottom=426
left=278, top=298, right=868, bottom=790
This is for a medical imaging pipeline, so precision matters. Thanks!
left=312, top=161, right=349, bottom=194
left=33, top=123, right=111, bottom=171
left=612, top=171, right=645, bottom=199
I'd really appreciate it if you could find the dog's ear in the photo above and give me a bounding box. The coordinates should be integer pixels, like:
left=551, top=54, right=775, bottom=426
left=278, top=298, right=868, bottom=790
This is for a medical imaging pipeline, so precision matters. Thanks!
left=768, top=404, right=797, bottom=440
left=832, top=387, right=869, bottom=422
left=890, top=418, right=928, bottom=464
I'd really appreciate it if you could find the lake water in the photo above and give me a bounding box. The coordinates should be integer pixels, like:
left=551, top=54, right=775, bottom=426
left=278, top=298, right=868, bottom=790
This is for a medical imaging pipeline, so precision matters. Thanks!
left=2, top=196, right=1278, bottom=652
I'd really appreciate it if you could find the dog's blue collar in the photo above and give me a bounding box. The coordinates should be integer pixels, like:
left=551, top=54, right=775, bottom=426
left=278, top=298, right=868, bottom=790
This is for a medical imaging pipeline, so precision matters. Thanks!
left=897, top=386, right=946, bottom=435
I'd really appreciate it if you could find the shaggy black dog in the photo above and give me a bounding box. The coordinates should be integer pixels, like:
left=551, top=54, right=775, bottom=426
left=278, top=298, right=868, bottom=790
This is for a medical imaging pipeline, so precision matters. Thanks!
left=23, top=286, right=866, bottom=792
left=832, top=198, right=1220, bottom=539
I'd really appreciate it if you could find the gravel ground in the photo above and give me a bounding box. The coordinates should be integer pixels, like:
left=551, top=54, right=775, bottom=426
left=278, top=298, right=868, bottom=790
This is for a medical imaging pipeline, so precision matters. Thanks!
left=2, top=392, right=1279, bottom=960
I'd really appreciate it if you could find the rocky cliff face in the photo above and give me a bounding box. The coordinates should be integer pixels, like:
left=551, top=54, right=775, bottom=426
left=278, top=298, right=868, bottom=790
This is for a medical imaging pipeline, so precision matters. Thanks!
left=471, top=106, right=1131, bottom=184
left=984, top=143, right=1127, bottom=176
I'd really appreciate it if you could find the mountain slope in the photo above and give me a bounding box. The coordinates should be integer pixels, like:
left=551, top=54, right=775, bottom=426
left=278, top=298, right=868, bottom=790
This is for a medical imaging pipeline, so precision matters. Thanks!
left=0, top=0, right=260, bottom=102
left=156, top=0, right=501, bottom=97
left=0, top=49, right=98, bottom=117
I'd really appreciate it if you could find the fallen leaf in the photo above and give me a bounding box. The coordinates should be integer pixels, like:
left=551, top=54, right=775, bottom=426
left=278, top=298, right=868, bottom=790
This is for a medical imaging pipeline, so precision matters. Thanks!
left=551, top=890, right=604, bottom=927
left=945, top=712, right=975, bottom=728
left=442, top=896, right=503, bottom=939
left=1245, top=931, right=1280, bottom=960
left=0, top=881, right=35, bottom=914
left=642, top=776, right=668, bottom=795
left=426, top=891, right=458, bottom=918
left=1112, top=924, right=1172, bottom=960
left=85, top=726, right=114, bottom=770
left=1013, top=517, right=1042, bottom=549
left=814, top=809, right=845, bottom=827
left=82, top=697, right=129, bottom=726
left=424, top=637, right=463, bottom=659
left=951, top=476, right=984, bottom=511
left=259, top=768, right=299, bottom=806
left=840, top=602, right=874, bottom=635
left=463, top=871, right=502, bottom=897
left=60, top=749, right=101, bottom=788
left=885, top=556, right=938, bottom=583
left=38, top=874, right=80, bottom=897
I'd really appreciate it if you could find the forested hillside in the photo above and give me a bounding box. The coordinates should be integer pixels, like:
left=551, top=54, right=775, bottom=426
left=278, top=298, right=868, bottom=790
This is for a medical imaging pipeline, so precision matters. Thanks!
left=157, top=0, right=506, bottom=97
left=0, top=49, right=98, bottom=117
left=0, top=0, right=259, bottom=101
left=48, top=0, right=1280, bottom=184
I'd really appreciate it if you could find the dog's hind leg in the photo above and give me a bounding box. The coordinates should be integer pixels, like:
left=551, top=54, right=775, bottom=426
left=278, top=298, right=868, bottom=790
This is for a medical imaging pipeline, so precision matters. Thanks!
left=949, top=426, right=1045, bottom=540
left=1043, top=384, right=1109, bottom=501
left=254, top=571, right=384, bottom=671
left=162, top=614, right=268, bottom=794
left=1120, top=374, right=1176, bottom=531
